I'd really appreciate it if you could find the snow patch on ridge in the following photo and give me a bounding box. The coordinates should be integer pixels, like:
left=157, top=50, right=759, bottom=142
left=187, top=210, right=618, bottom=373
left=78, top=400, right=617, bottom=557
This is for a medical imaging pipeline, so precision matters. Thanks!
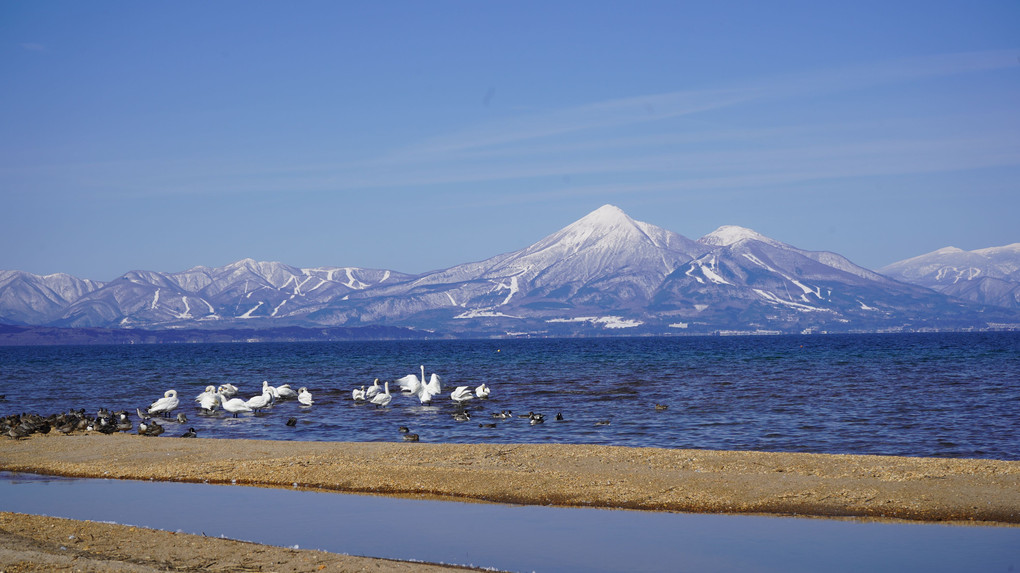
left=454, top=308, right=522, bottom=319
left=343, top=268, right=369, bottom=290
left=935, top=266, right=982, bottom=283
left=699, top=225, right=781, bottom=247
left=271, top=299, right=288, bottom=317
left=698, top=256, right=731, bottom=286
left=753, top=289, right=830, bottom=313
left=178, top=296, right=193, bottom=319
left=743, top=253, right=823, bottom=302
left=239, top=302, right=264, bottom=318
left=493, top=276, right=520, bottom=306
left=546, top=316, right=643, bottom=329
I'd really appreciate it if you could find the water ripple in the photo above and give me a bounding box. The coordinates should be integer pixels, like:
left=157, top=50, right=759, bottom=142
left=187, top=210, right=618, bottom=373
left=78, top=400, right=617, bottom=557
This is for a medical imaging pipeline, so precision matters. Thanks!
left=1, top=333, right=1018, bottom=459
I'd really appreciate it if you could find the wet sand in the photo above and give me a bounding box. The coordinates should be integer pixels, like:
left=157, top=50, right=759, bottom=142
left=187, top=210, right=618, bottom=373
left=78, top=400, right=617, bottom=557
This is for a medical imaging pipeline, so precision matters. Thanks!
left=0, top=511, right=487, bottom=572
left=2, top=433, right=1019, bottom=570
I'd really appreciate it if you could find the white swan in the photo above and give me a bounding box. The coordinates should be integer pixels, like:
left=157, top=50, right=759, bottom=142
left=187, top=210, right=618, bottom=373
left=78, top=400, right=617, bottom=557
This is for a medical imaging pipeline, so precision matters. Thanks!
left=245, top=389, right=274, bottom=413
left=426, top=372, right=441, bottom=396
left=396, top=368, right=422, bottom=394
left=261, top=380, right=280, bottom=400
left=396, top=366, right=441, bottom=404
left=416, top=385, right=435, bottom=405
left=195, top=386, right=219, bottom=411
left=352, top=386, right=367, bottom=401
left=475, top=383, right=490, bottom=399
left=218, top=389, right=252, bottom=417
left=396, top=367, right=434, bottom=404
left=397, top=366, right=442, bottom=395
left=218, top=383, right=239, bottom=398
left=147, top=390, right=180, bottom=417
left=276, top=384, right=298, bottom=400
left=370, top=381, right=392, bottom=408
left=297, top=387, right=314, bottom=406
left=365, top=378, right=383, bottom=398
left=450, top=386, right=473, bottom=406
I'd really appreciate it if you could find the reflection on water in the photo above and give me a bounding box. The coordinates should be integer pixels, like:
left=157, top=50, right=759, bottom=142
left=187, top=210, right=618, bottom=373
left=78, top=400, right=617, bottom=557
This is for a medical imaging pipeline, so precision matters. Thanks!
left=1, top=473, right=1017, bottom=573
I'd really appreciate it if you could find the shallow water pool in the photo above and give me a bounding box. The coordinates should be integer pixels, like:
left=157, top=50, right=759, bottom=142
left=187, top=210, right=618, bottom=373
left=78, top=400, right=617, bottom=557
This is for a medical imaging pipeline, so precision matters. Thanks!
left=1, top=472, right=1017, bottom=572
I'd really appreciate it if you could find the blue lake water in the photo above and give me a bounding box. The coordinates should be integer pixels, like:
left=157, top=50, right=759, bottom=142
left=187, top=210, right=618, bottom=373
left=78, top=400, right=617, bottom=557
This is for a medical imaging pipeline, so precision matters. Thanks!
left=2, top=472, right=1017, bottom=573
left=1, top=332, right=1018, bottom=459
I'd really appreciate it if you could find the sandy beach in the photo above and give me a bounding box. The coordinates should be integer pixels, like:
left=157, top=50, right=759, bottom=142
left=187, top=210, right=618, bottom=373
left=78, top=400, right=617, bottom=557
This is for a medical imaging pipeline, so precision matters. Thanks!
left=2, top=433, right=1019, bottom=570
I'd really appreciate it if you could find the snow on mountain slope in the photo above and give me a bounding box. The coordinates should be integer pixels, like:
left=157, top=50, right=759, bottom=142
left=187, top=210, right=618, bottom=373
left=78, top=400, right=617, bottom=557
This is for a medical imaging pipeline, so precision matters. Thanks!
left=0, top=271, right=104, bottom=325
left=312, top=205, right=708, bottom=329
left=698, top=226, right=887, bottom=283
left=1, top=207, right=1015, bottom=333
left=47, top=261, right=413, bottom=327
left=657, top=227, right=985, bottom=331
left=698, top=225, right=785, bottom=248
left=880, top=243, right=1020, bottom=308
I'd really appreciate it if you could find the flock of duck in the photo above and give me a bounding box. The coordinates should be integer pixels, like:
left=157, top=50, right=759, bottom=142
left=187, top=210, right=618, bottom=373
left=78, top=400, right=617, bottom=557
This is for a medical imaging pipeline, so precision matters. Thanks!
left=2, top=365, right=529, bottom=442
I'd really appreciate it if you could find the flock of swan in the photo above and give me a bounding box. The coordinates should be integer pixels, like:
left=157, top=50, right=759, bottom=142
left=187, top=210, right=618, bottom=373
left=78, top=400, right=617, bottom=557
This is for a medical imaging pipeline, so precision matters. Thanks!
left=349, top=365, right=490, bottom=408
left=127, top=365, right=497, bottom=439
left=187, top=381, right=315, bottom=418
left=2, top=364, right=561, bottom=441
left=2, top=363, right=621, bottom=441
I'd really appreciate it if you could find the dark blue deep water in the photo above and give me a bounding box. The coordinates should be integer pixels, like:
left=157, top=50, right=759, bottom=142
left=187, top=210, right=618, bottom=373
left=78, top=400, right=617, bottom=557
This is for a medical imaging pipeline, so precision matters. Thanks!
left=1, top=333, right=1018, bottom=459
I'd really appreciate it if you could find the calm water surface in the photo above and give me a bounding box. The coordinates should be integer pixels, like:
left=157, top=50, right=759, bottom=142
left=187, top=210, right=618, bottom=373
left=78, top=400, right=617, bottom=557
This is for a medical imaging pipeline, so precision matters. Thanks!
left=1, top=333, right=1018, bottom=458
left=2, top=472, right=1017, bottom=573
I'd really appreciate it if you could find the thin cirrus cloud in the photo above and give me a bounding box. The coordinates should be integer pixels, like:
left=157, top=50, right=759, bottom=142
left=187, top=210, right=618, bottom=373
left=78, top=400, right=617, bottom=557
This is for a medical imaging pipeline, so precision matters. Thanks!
left=393, top=49, right=1019, bottom=159
left=301, top=49, right=1020, bottom=191
left=400, top=87, right=759, bottom=157
left=40, top=49, right=1017, bottom=199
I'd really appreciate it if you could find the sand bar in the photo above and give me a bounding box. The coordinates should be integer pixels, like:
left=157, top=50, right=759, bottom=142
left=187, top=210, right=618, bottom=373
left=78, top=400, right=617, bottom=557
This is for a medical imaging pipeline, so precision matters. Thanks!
left=2, top=433, right=1019, bottom=524
left=0, top=510, right=494, bottom=572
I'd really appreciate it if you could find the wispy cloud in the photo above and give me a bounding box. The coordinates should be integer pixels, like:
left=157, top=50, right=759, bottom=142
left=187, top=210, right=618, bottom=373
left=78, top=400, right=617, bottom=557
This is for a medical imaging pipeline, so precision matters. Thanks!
left=402, top=87, right=759, bottom=156
left=10, top=49, right=1015, bottom=200
left=743, top=49, right=1020, bottom=102
left=391, top=49, right=1019, bottom=161
left=19, top=42, right=46, bottom=52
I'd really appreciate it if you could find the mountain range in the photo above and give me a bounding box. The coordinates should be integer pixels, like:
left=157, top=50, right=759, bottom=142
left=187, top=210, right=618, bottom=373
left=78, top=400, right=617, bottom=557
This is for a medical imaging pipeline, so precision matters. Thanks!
left=2, top=205, right=1018, bottom=338
left=880, top=244, right=1020, bottom=310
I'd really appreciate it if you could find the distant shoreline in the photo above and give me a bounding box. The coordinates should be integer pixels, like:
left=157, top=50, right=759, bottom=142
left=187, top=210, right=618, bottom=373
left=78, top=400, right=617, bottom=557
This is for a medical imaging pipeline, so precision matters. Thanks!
left=0, top=323, right=435, bottom=346
left=3, top=433, right=1018, bottom=525
left=2, top=323, right=1017, bottom=347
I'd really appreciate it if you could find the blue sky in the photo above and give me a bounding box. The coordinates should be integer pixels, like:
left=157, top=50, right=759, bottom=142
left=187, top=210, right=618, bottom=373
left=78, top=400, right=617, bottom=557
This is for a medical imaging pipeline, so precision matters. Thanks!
left=2, top=1, right=1018, bottom=281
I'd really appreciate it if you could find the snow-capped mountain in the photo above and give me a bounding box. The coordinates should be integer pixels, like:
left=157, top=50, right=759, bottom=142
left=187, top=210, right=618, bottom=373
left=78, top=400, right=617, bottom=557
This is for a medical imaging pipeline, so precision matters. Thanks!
left=41, top=259, right=412, bottom=328
left=308, top=205, right=708, bottom=330
left=880, top=244, right=1020, bottom=309
left=653, top=226, right=983, bottom=332
left=0, top=271, right=103, bottom=325
left=1, top=206, right=1016, bottom=336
